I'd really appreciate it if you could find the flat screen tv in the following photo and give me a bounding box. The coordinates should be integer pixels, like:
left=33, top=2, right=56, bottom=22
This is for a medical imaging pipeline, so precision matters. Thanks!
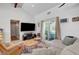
left=21, top=23, right=35, bottom=31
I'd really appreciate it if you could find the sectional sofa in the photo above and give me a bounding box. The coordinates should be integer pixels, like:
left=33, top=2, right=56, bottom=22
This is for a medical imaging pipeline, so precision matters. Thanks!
left=31, top=37, right=79, bottom=55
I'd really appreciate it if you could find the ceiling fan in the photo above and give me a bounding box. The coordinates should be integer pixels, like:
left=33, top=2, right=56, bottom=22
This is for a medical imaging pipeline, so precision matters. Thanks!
left=14, top=3, right=23, bottom=8
left=58, top=3, right=66, bottom=8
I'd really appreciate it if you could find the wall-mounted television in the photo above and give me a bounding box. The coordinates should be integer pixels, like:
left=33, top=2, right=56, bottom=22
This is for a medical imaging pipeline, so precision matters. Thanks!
left=21, top=23, right=35, bottom=31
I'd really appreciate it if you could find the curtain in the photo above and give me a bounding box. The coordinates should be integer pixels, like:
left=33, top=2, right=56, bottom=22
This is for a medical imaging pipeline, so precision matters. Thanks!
left=55, top=17, right=61, bottom=40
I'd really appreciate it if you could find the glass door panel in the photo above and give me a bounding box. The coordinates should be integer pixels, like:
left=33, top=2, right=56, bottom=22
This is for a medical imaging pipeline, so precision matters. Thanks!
left=49, top=21, right=56, bottom=40
left=42, top=19, right=56, bottom=41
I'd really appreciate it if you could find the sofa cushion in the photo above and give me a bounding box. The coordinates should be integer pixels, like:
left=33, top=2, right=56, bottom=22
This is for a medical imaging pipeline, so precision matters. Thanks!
left=74, top=38, right=79, bottom=44
left=32, top=48, right=56, bottom=55
left=61, top=39, right=79, bottom=55
left=51, top=40, right=66, bottom=49
left=51, top=40, right=66, bottom=54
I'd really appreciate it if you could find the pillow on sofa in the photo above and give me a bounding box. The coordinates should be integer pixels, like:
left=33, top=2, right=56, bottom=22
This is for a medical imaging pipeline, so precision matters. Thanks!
left=62, top=36, right=77, bottom=46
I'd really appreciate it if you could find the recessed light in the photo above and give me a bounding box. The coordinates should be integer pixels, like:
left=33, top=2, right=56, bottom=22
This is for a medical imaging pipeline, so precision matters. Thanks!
left=32, top=5, right=35, bottom=7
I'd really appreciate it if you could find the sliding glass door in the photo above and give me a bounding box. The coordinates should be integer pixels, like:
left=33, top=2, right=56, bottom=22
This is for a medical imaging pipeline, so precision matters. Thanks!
left=42, top=19, right=56, bottom=41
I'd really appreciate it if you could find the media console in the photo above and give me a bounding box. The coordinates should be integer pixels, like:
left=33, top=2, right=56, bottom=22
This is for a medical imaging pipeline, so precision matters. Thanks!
left=23, top=33, right=36, bottom=41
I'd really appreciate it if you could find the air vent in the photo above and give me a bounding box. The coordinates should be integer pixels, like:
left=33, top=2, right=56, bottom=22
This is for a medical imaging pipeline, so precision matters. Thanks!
left=47, top=11, right=51, bottom=15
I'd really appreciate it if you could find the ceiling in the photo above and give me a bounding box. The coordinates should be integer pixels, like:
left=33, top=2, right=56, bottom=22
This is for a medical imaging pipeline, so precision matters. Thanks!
left=22, top=3, right=60, bottom=17
left=0, top=3, right=60, bottom=17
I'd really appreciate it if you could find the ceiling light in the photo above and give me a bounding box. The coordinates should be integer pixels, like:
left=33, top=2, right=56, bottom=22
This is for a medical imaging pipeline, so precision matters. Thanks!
left=32, top=5, right=35, bottom=7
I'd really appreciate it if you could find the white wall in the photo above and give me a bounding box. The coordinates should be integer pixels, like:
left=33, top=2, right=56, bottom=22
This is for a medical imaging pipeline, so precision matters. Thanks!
left=0, top=7, right=34, bottom=43
left=34, top=3, right=79, bottom=40
left=1, top=3, right=79, bottom=43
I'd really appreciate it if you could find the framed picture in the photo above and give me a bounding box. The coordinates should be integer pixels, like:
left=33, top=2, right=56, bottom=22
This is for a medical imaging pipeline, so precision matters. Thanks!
left=72, top=16, right=79, bottom=22
left=60, top=18, right=68, bottom=23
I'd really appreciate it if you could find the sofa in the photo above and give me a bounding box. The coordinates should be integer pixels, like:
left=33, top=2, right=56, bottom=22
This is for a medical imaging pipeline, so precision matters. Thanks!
left=31, top=40, right=66, bottom=55
left=31, top=36, right=79, bottom=55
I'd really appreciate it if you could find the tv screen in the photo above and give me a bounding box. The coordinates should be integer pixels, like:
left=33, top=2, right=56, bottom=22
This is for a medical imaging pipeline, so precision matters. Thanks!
left=21, top=23, right=35, bottom=31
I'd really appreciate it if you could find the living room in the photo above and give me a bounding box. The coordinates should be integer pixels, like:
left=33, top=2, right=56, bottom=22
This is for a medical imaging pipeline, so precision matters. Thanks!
left=0, top=3, right=79, bottom=55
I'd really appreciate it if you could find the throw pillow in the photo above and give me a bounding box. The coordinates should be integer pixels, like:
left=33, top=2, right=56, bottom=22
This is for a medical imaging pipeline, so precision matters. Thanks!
left=62, top=36, right=77, bottom=46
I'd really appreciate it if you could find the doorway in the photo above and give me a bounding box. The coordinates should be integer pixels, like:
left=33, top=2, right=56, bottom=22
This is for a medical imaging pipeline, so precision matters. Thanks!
left=10, top=20, right=20, bottom=41
left=42, top=18, right=56, bottom=41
